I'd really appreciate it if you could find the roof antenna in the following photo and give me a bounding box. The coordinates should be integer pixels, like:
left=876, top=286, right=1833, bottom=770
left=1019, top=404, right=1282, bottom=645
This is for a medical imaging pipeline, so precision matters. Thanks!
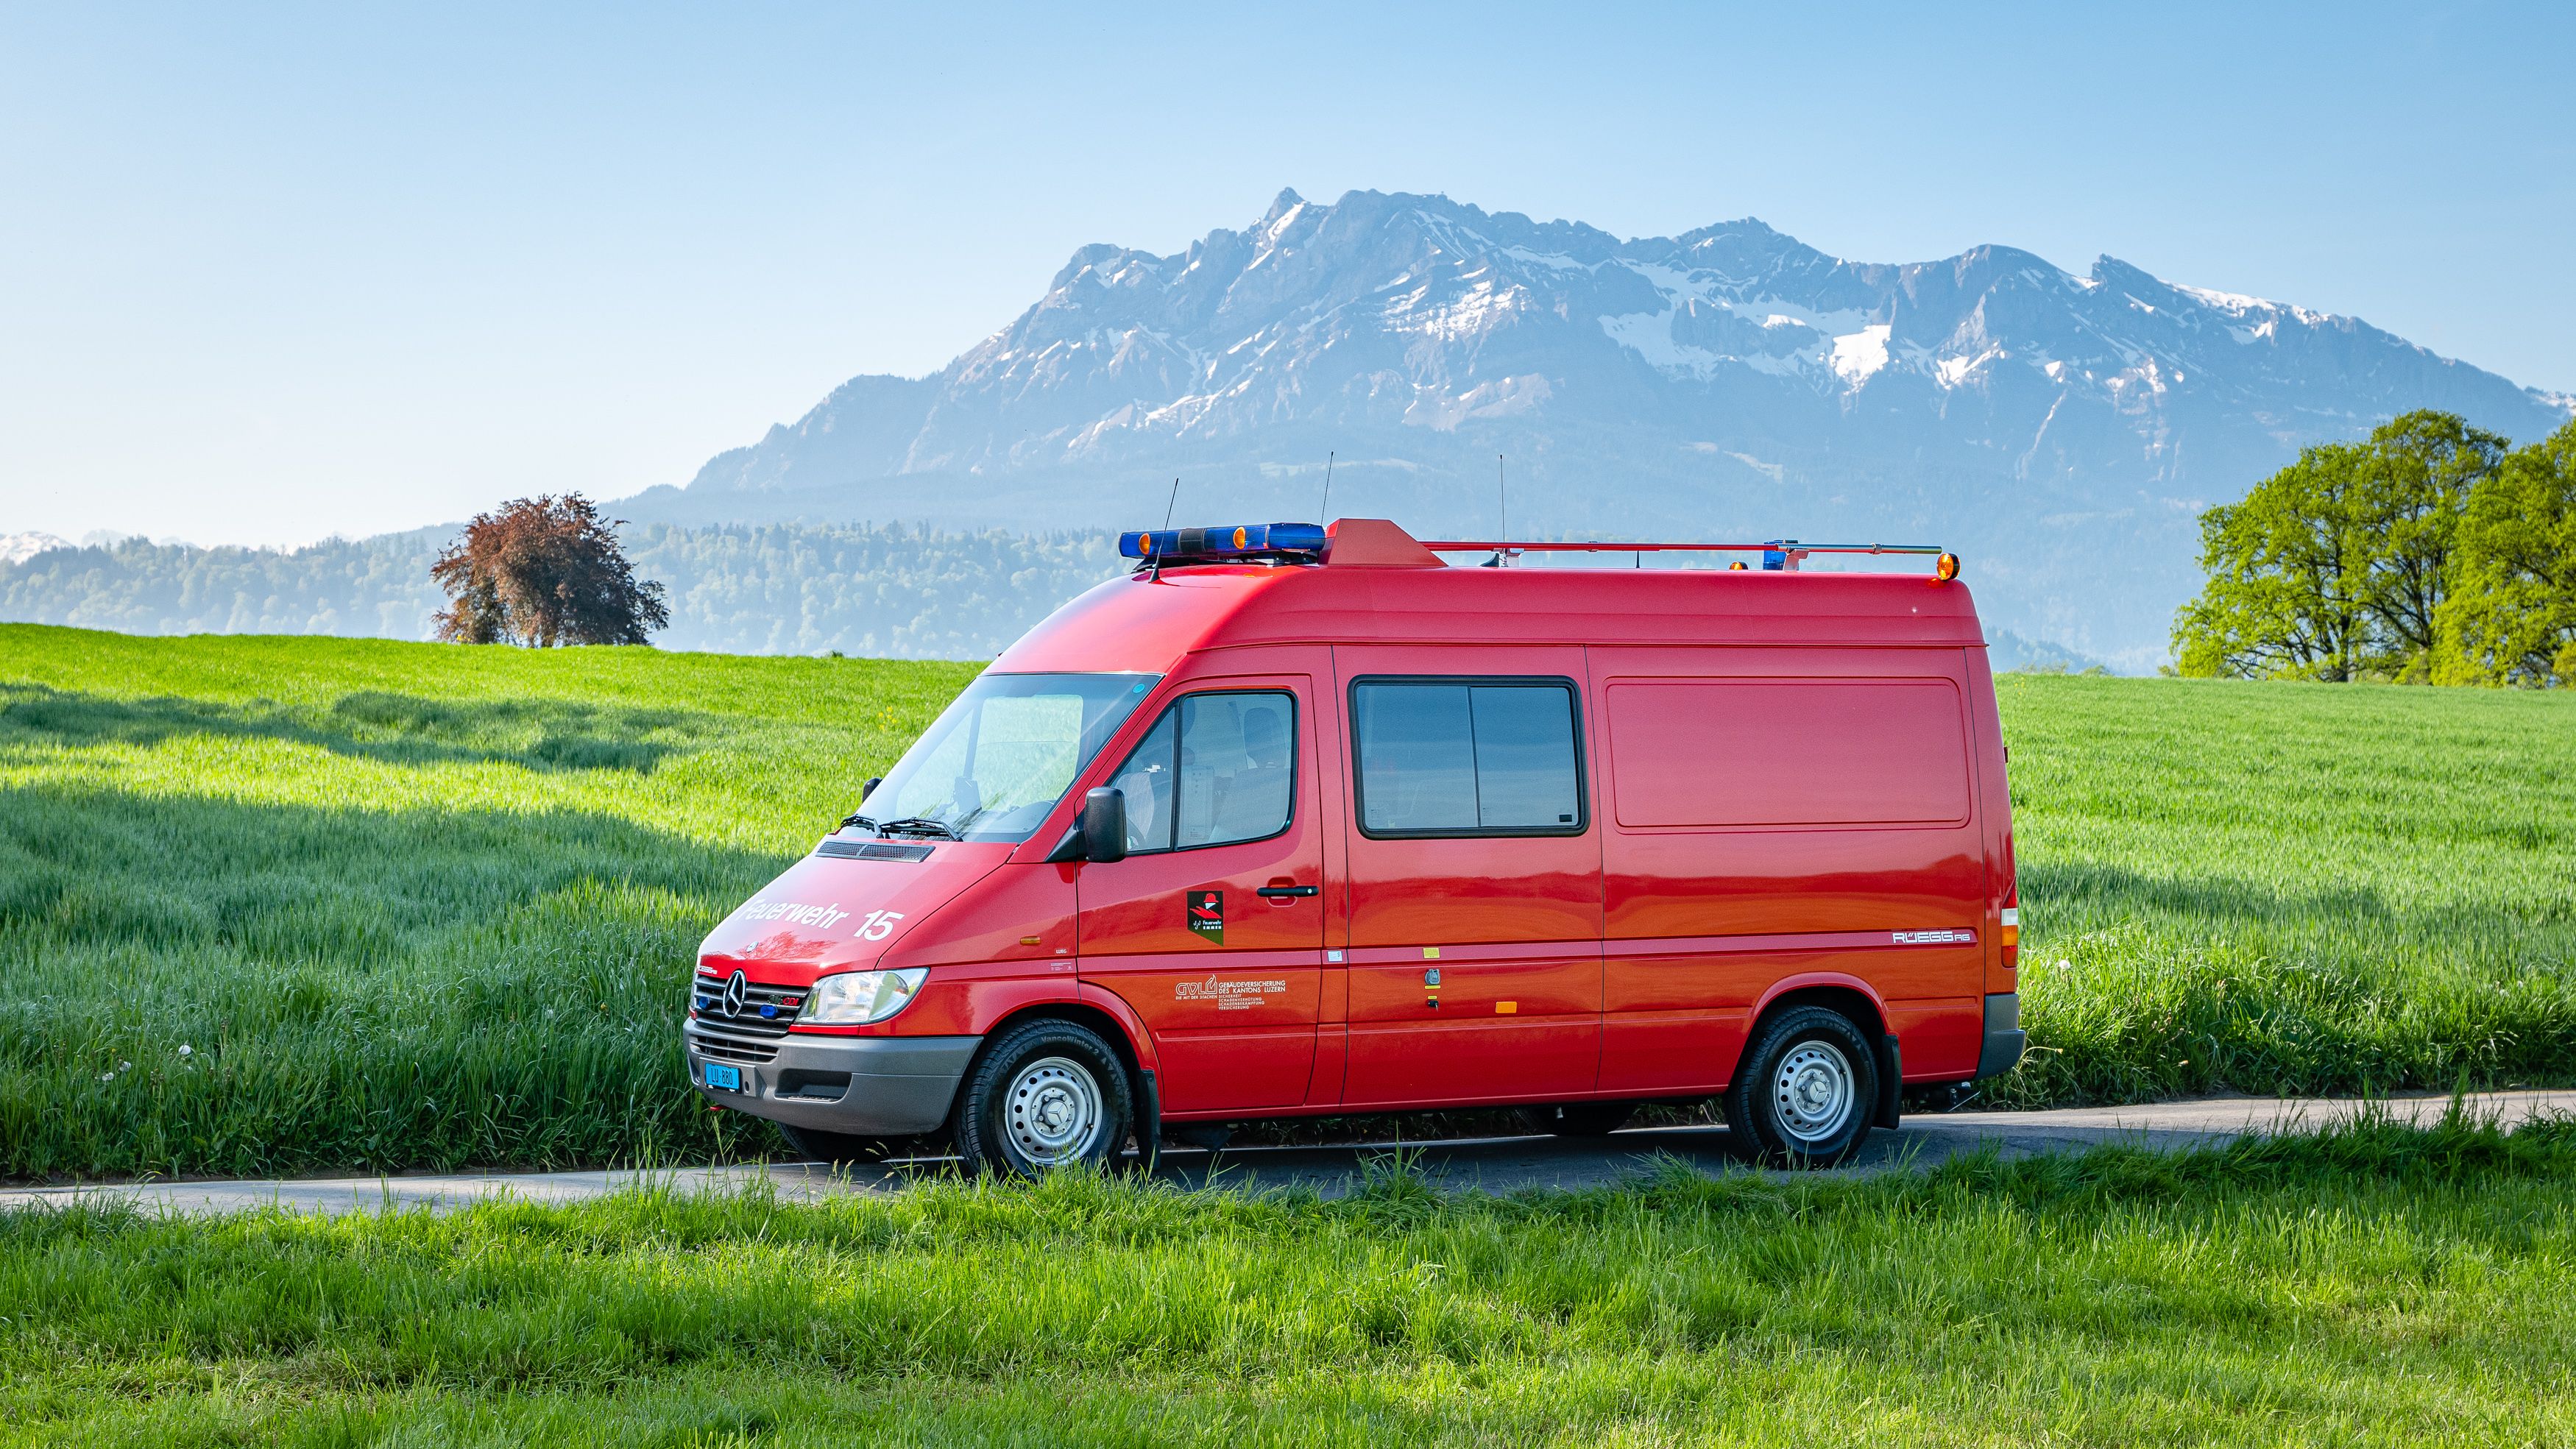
left=1488, top=453, right=1509, bottom=568
left=1317, top=450, right=1335, bottom=522
left=1140, top=476, right=1181, bottom=583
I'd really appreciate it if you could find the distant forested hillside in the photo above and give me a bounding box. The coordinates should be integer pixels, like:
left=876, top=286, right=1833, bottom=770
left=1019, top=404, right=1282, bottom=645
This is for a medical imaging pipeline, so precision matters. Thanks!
left=0, top=521, right=2098, bottom=668
left=634, top=525, right=1123, bottom=658
left=0, top=525, right=1124, bottom=660
left=0, top=532, right=453, bottom=639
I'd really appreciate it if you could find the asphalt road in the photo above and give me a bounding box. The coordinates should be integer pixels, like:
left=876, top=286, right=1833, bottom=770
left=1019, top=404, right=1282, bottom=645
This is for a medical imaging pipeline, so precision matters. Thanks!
left=8, top=1090, right=2568, bottom=1218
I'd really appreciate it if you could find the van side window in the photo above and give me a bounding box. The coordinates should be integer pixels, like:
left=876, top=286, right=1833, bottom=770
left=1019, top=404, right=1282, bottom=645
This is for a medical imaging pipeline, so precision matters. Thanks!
left=1351, top=679, right=1584, bottom=837
left=1105, top=691, right=1297, bottom=853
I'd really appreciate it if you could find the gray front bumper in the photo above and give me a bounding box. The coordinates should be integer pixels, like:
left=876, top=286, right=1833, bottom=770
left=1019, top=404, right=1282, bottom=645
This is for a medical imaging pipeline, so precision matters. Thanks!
left=1974, top=992, right=2026, bottom=1080
left=686, top=1029, right=981, bottom=1136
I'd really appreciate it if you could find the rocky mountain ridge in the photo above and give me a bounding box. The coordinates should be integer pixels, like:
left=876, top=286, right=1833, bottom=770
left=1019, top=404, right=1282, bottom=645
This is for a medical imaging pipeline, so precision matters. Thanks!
left=640, top=189, right=2565, bottom=663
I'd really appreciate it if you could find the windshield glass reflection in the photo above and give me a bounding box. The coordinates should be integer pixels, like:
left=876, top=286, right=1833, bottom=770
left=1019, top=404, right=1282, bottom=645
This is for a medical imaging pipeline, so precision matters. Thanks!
left=860, top=673, right=1158, bottom=843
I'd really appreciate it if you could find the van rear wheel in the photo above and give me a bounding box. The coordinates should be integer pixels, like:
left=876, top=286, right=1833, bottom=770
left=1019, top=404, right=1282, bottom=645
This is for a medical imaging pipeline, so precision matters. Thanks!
left=951, top=1018, right=1134, bottom=1177
left=1516, top=1102, right=1636, bottom=1137
left=1725, top=1005, right=1877, bottom=1167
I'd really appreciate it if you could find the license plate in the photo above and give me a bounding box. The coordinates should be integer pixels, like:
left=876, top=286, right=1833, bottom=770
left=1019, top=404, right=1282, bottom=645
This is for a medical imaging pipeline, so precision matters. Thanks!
left=701, top=1061, right=743, bottom=1092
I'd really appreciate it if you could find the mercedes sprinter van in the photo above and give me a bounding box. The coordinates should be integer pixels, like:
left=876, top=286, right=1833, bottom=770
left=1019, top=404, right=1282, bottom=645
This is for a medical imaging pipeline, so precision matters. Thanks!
left=686, top=519, right=2023, bottom=1172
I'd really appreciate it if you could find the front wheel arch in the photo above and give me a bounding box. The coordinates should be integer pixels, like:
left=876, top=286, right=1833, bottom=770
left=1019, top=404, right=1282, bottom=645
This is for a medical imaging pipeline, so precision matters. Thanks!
left=975, top=1002, right=1147, bottom=1079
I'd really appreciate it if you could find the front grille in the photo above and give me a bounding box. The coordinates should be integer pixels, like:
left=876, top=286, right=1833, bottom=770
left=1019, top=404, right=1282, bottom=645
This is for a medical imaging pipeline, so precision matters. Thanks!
left=688, top=1021, right=781, bottom=1064
left=685, top=976, right=809, bottom=1066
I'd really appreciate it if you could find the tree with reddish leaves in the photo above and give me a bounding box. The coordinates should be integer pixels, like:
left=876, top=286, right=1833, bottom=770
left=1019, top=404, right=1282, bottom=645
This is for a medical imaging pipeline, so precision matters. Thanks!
left=431, top=493, right=670, bottom=646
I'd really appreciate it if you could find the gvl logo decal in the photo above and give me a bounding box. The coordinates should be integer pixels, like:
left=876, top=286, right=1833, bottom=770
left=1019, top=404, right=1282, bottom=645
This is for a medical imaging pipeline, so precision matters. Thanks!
left=1175, top=976, right=1286, bottom=1010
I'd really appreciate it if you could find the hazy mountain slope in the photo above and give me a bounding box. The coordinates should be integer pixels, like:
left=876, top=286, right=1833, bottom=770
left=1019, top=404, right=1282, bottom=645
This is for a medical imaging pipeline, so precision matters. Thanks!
left=626, top=188, right=2572, bottom=666
left=0, top=525, right=2103, bottom=670
left=0, top=526, right=1123, bottom=660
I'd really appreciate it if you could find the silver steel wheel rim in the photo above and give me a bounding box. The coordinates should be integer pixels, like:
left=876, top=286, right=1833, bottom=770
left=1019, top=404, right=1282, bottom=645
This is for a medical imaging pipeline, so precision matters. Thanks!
left=1772, top=1041, right=1855, bottom=1144
left=1005, top=1055, right=1103, bottom=1166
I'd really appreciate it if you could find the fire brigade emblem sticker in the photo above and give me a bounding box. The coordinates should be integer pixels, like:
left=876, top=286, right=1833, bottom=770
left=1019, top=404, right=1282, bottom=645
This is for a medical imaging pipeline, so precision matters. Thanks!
left=1186, top=890, right=1225, bottom=943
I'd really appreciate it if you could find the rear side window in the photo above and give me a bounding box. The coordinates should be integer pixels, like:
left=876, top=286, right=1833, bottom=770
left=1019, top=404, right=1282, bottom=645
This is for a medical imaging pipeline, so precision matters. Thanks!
left=1351, top=679, right=1584, bottom=837
left=1105, top=691, right=1297, bottom=852
left=1605, top=680, right=1970, bottom=827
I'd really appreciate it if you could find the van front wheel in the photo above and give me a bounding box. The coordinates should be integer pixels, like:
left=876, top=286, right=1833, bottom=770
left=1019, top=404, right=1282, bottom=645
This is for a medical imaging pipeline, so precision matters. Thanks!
left=1725, top=1005, right=1878, bottom=1167
left=952, top=1018, right=1135, bottom=1177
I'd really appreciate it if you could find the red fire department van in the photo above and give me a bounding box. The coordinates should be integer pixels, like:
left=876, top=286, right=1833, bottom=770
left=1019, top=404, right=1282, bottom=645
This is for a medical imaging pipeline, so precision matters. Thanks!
left=687, top=518, right=2023, bottom=1172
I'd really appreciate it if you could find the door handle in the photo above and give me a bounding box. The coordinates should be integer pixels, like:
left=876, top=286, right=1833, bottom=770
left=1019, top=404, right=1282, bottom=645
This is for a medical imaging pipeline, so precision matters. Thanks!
left=1256, top=884, right=1319, bottom=899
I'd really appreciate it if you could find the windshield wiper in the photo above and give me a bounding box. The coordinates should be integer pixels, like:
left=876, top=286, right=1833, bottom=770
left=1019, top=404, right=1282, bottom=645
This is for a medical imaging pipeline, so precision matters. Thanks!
left=877, top=816, right=962, bottom=840
left=837, top=813, right=882, bottom=835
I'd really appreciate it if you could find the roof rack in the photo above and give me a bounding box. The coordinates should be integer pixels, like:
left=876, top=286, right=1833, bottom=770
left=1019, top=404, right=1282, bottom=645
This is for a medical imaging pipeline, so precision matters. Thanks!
left=1118, top=520, right=1959, bottom=578
left=1419, top=539, right=1954, bottom=574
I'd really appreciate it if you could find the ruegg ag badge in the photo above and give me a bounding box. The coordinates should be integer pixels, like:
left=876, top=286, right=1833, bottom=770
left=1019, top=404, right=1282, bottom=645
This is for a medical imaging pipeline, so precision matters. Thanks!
left=1186, top=890, right=1225, bottom=944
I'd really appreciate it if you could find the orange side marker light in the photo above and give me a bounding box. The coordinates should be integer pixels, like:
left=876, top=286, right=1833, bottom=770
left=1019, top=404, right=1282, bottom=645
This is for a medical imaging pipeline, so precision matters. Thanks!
left=1934, top=552, right=1961, bottom=582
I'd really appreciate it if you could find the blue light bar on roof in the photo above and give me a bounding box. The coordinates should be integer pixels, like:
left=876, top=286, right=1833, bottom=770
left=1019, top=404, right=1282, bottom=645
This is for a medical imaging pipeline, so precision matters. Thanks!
left=1119, top=522, right=1328, bottom=561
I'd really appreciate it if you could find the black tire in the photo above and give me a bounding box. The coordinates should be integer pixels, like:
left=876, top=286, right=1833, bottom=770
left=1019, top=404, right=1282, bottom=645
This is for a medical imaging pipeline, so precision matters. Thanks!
left=950, top=1018, right=1135, bottom=1177
left=776, top=1123, right=910, bottom=1166
left=1516, top=1102, right=1636, bottom=1137
left=1724, top=1005, right=1878, bottom=1167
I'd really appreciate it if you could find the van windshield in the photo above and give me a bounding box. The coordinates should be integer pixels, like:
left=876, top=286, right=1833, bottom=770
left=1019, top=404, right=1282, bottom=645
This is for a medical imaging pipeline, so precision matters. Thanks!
left=860, top=673, right=1158, bottom=843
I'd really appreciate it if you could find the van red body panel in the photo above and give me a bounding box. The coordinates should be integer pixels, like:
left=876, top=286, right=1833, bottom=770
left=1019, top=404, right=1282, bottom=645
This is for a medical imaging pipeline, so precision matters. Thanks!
left=1587, top=644, right=1989, bottom=1091
left=1072, top=982, right=1165, bottom=1075
left=877, top=862, right=1080, bottom=974
left=874, top=976, right=1089, bottom=1040
left=695, top=845, right=1013, bottom=985
left=690, top=522, right=2022, bottom=1138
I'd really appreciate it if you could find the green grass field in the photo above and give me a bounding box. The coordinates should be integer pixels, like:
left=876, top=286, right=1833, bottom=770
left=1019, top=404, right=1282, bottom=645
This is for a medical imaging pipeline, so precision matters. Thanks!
left=2, top=623, right=2572, bottom=1179
left=6, top=1120, right=2572, bottom=1446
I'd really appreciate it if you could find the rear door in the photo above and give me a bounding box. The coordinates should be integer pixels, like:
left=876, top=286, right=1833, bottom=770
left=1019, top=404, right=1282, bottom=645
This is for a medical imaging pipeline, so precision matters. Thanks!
left=1335, top=648, right=1604, bottom=1108
left=1076, top=665, right=1327, bottom=1113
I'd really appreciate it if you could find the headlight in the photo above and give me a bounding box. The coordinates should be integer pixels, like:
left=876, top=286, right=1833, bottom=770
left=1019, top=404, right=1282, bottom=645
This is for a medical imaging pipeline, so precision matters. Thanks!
left=797, top=968, right=929, bottom=1024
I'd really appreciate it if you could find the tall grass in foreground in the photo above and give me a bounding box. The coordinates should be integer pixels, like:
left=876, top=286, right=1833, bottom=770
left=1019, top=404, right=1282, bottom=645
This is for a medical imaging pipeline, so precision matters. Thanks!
left=5, top=1119, right=2573, bottom=1446
left=2, top=623, right=2572, bottom=1177
left=0, top=626, right=977, bottom=1178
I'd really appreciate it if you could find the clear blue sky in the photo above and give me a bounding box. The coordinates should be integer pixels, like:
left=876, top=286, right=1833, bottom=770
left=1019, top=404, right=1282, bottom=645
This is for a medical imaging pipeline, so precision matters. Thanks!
left=4, top=1, right=2570, bottom=548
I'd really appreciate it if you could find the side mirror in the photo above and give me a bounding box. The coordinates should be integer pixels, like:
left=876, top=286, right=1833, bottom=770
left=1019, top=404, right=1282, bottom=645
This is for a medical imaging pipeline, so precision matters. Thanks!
left=1079, top=787, right=1128, bottom=864
left=860, top=776, right=882, bottom=801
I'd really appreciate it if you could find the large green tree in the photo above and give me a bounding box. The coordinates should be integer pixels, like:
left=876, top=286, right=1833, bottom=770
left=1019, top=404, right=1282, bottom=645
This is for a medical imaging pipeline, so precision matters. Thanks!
left=2173, top=410, right=2505, bottom=680
left=2434, top=418, right=2576, bottom=687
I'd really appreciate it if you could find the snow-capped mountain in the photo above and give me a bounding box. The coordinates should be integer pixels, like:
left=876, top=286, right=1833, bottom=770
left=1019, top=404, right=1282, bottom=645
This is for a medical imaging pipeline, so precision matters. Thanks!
left=0, top=533, right=70, bottom=567
left=630, top=189, right=2572, bottom=666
